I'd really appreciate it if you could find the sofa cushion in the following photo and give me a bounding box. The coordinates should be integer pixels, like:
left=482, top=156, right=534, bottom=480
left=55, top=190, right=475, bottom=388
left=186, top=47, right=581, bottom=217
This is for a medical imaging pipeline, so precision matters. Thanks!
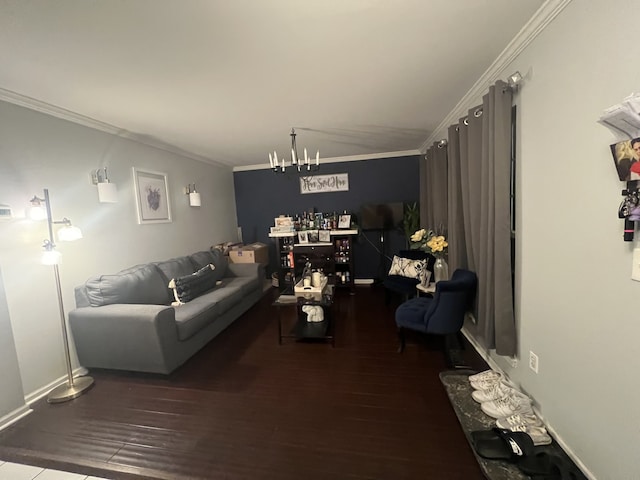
left=222, top=275, right=260, bottom=296
left=169, top=264, right=217, bottom=304
left=155, top=256, right=196, bottom=303
left=190, top=249, right=227, bottom=282
left=155, top=256, right=195, bottom=284
left=189, top=250, right=215, bottom=270
left=173, top=283, right=244, bottom=340
left=85, top=264, right=168, bottom=306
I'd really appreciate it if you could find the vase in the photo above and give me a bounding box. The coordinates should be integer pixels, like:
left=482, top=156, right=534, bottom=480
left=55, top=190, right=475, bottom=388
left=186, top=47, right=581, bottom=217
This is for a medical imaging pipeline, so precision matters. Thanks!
left=433, top=256, right=449, bottom=283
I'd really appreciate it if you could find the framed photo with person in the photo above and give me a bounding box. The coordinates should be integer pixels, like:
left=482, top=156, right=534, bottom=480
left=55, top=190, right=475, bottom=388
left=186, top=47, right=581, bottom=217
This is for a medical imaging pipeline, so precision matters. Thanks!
left=338, top=214, right=351, bottom=229
left=297, top=231, right=309, bottom=244
left=610, top=138, right=640, bottom=181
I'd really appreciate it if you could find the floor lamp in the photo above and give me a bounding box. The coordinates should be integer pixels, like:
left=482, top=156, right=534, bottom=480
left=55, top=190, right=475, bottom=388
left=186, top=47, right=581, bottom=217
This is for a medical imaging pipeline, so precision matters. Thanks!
left=30, top=189, right=94, bottom=403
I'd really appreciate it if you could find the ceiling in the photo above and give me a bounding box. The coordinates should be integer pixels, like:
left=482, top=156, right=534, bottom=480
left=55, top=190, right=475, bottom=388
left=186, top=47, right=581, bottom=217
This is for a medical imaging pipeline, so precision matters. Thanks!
left=0, top=0, right=544, bottom=170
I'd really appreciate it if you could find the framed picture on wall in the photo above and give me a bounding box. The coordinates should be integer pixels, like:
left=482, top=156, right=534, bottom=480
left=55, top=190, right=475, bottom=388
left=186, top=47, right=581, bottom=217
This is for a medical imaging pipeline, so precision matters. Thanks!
left=133, top=168, right=172, bottom=224
left=298, top=231, right=309, bottom=244
left=610, top=138, right=640, bottom=181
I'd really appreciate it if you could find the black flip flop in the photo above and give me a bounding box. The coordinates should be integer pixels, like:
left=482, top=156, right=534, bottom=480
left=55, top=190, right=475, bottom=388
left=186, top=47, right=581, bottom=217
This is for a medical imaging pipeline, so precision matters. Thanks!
left=518, top=451, right=587, bottom=480
left=470, top=427, right=535, bottom=462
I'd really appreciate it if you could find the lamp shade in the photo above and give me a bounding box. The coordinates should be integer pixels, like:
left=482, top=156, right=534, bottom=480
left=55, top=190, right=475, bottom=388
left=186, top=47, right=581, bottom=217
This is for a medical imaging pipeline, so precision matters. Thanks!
left=29, top=204, right=47, bottom=221
left=41, top=249, right=62, bottom=265
left=189, top=192, right=201, bottom=207
left=97, top=182, right=118, bottom=203
left=57, top=225, right=83, bottom=242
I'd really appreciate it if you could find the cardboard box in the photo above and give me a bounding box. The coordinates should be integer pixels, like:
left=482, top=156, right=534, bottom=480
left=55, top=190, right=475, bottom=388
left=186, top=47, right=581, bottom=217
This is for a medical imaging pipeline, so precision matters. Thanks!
left=228, top=242, right=269, bottom=265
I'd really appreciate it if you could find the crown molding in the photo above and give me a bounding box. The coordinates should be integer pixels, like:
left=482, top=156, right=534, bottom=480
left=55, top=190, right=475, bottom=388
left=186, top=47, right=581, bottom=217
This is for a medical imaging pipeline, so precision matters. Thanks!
left=233, top=149, right=420, bottom=172
left=0, top=87, right=229, bottom=169
left=420, top=0, right=573, bottom=151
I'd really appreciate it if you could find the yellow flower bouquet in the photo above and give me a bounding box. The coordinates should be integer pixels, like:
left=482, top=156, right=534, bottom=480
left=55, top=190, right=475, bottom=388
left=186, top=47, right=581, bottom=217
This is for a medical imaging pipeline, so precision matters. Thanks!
left=410, top=228, right=448, bottom=256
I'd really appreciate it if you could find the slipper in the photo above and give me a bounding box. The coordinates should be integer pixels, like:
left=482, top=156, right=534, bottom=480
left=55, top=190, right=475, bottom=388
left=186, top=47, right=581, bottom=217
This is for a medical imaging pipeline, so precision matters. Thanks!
left=518, top=451, right=558, bottom=475
left=518, top=452, right=587, bottom=479
left=470, top=427, right=534, bottom=462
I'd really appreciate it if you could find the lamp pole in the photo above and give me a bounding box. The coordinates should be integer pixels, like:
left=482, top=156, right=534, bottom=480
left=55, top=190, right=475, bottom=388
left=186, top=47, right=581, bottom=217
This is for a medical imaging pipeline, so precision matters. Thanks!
left=40, top=189, right=94, bottom=403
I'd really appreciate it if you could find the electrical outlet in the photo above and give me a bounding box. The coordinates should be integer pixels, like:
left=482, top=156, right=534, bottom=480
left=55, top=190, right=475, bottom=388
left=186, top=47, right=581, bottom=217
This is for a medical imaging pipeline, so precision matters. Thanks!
left=529, top=351, right=539, bottom=373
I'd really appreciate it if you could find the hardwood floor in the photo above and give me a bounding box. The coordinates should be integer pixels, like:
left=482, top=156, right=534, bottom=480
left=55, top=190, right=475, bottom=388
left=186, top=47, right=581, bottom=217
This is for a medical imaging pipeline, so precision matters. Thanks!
left=0, top=285, right=487, bottom=480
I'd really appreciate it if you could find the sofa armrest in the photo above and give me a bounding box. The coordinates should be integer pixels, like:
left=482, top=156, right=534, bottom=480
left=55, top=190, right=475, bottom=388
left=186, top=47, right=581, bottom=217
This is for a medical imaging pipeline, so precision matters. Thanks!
left=68, top=304, right=178, bottom=373
left=227, top=262, right=264, bottom=279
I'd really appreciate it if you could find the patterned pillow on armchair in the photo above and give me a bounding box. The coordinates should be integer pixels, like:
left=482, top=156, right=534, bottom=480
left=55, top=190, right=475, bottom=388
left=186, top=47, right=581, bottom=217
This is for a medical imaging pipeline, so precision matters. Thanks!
left=388, top=255, right=426, bottom=280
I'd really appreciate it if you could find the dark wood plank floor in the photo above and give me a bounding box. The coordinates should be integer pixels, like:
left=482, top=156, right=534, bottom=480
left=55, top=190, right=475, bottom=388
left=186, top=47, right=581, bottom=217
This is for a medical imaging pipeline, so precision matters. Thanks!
left=0, top=285, right=488, bottom=480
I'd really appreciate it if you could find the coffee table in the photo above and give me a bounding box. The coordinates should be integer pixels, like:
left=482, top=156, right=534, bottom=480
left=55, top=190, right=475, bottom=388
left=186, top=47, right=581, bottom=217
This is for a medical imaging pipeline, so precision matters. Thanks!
left=273, top=279, right=335, bottom=346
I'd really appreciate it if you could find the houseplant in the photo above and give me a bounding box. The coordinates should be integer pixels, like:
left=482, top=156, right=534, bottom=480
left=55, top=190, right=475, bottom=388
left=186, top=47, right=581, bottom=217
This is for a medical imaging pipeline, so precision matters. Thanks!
left=402, top=202, right=420, bottom=246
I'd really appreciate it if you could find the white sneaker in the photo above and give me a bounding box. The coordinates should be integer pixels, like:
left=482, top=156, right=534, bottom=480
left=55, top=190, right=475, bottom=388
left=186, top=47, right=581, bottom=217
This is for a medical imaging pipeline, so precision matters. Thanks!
left=495, top=412, right=543, bottom=430
left=471, top=382, right=517, bottom=403
left=470, top=375, right=504, bottom=391
left=469, top=370, right=502, bottom=385
left=507, top=424, right=552, bottom=446
left=481, top=390, right=532, bottom=418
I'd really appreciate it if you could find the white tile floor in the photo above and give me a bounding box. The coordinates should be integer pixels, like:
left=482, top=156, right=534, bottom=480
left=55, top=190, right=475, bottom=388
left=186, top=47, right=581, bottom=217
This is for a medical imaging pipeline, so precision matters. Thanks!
left=0, top=460, right=109, bottom=480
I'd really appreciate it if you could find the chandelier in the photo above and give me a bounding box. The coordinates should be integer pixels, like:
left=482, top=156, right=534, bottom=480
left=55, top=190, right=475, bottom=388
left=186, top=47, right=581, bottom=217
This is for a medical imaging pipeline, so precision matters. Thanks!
left=269, top=128, right=320, bottom=174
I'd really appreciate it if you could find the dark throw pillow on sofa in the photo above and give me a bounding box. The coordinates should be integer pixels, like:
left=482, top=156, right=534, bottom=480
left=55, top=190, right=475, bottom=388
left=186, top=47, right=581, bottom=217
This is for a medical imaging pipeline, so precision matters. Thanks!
left=169, top=264, right=217, bottom=305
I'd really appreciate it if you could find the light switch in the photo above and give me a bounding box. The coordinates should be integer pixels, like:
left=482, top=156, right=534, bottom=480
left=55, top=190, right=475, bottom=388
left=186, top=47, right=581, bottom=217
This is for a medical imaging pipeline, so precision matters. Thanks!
left=632, top=248, right=640, bottom=282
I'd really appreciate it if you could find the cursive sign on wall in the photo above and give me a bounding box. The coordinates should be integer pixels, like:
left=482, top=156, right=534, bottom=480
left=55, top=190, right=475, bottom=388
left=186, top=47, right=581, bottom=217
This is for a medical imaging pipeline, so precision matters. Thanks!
left=299, top=173, right=349, bottom=194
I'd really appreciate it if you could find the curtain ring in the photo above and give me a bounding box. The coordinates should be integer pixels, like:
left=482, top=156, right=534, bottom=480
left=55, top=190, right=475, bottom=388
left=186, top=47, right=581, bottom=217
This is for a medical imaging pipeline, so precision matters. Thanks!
left=437, top=139, right=448, bottom=148
left=463, top=118, right=469, bottom=126
left=474, top=108, right=483, bottom=118
left=455, top=125, right=460, bottom=132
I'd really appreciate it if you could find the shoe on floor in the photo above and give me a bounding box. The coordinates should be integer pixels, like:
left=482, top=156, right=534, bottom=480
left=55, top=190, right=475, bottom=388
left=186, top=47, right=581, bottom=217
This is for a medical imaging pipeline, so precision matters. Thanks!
left=471, top=381, right=519, bottom=403
left=495, top=412, right=543, bottom=429
left=505, top=424, right=552, bottom=446
left=470, top=374, right=504, bottom=391
left=469, top=370, right=502, bottom=388
left=481, top=390, right=532, bottom=418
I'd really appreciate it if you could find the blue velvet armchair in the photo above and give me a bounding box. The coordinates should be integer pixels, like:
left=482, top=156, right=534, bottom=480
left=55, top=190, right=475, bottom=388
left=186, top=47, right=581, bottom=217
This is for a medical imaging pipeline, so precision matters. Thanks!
left=395, top=269, right=477, bottom=365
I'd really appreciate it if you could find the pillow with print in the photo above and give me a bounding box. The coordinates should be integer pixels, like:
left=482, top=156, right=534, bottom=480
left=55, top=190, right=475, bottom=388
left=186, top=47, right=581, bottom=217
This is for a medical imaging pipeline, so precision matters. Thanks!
left=388, top=255, right=426, bottom=280
left=168, top=263, right=217, bottom=305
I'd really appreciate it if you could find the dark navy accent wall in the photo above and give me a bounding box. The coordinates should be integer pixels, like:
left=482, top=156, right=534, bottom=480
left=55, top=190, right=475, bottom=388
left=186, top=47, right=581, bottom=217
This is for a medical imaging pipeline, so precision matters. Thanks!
left=233, top=155, right=420, bottom=280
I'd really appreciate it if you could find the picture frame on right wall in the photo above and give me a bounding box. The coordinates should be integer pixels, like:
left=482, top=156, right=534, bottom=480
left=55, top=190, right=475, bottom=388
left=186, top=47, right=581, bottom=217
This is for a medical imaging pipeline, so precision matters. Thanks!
left=610, top=138, right=640, bottom=181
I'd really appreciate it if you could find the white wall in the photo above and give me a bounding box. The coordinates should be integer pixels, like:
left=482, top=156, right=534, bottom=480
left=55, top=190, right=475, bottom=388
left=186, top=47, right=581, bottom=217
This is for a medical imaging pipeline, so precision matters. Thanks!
left=432, top=1, right=640, bottom=478
left=0, top=100, right=239, bottom=406
left=0, top=267, right=28, bottom=422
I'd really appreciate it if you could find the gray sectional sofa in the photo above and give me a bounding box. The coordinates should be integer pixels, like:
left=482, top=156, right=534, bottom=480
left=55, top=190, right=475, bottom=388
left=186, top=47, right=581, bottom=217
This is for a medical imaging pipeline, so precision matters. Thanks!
left=68, top=249, right=264, bottom=374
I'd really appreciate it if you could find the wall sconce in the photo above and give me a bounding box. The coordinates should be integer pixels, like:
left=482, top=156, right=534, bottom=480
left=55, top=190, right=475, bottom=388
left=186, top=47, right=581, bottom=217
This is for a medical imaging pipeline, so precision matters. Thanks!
left=91, top=167, right=118, bottom=203
left=29, top=189, right=93, bottom=403
left=185, top=184, right=201, bottom=207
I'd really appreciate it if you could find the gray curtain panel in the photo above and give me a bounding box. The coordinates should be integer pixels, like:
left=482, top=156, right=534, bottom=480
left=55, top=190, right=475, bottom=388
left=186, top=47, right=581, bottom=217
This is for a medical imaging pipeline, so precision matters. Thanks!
left=445, top=80, right=516, bottom=357
left=479, top=81, right=516, bottom=357
left=423, top=143, right=448, bottom=234
left=419, top=153, right=429, bottom=229
left=447, top=124, right=466, bottom=273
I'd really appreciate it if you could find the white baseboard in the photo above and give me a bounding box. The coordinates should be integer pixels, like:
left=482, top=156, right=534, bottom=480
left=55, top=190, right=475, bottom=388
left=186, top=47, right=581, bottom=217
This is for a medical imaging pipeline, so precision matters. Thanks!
left=24, top=367, right=90, bottom=406
left=0, top=404, right=32, bottom=432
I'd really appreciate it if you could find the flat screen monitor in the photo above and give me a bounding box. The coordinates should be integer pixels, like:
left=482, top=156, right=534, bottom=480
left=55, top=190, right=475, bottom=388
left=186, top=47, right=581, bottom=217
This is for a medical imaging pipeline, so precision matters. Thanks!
left=359, top=202, right=404, bottom=230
